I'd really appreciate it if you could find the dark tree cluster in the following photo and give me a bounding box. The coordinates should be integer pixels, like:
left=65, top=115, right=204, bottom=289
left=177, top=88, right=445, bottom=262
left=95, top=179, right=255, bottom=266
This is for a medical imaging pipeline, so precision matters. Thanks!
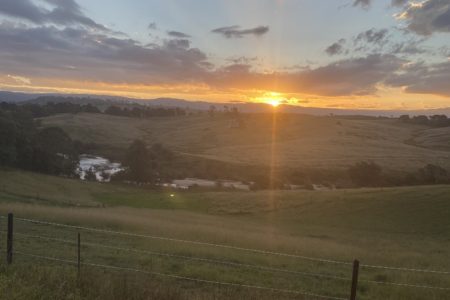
left=104, top=105, right=185, bottom=118
left=1, top=97, right=187, bottom=120
left=399, top=114, right=450, bottom=127
left=348, top=161, right=383, bottom=187
left=1, top=101, right=100, bottom=118
left=345, top=161, right=450, bottom=188
left=113, top=140, right=175, bottom=184
left=403, top=164, right=450, bottom=185
left=0, top=105, right=78, bottom=175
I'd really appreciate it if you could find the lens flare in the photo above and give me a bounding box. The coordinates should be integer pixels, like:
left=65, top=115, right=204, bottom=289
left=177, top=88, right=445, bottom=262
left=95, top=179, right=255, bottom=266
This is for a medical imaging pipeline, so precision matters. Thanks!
left=269, top=99, right=280, bottom=107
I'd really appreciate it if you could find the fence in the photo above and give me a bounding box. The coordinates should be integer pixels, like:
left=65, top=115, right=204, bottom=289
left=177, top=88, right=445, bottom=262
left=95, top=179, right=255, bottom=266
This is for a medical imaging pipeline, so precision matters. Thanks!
left=1, top=213, right=449, bottom=299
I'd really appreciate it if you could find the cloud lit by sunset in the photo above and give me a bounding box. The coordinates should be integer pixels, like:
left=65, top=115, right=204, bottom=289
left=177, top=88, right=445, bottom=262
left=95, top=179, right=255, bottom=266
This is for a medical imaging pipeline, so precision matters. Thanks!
left=0, top=0, right=449, bottom=109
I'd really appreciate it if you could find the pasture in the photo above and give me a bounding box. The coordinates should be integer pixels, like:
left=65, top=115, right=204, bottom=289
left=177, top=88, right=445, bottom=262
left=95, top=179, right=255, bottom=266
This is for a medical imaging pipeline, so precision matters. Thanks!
left=0, top=169, right=449, bottom=299
left=40, top=113, right=450, bottom=173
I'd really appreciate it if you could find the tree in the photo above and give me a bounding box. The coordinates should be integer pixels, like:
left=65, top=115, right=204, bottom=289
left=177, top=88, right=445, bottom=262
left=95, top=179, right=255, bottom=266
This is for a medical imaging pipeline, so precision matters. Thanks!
left=429, top=115, right=448, bottom=127
left=82, top=104, right=101, bottom=114
left=31, top=127, right=78, bottom=175
left=411, top=115, right=429, bottom=126
left=348, top=161, right=382, bottom=187
left=84, top=168, right=97, bottom=181
left=0, top=115, right=17, bottom=165
left=125, top=139, right=155, bottom=183
left=208, top=105, right=216, bottom=117
left=417, top=164, right=449, bottom=184
left=399, top=115, right=410, bottom=122
left=105, top=105, right=123, bottom=116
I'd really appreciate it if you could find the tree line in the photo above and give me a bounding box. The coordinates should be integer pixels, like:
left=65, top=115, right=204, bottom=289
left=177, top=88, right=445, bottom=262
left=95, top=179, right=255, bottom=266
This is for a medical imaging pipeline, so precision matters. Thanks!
left=0, top=99, right=186, bottom=119
left=399, top=114, right=450, bottom=127
left=0, top=105, right=79, bottom=175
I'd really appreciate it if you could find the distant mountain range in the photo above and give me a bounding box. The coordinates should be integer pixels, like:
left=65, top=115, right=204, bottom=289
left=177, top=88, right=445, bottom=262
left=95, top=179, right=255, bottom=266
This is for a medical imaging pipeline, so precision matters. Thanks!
left=1, top=90, right=450, bottom=117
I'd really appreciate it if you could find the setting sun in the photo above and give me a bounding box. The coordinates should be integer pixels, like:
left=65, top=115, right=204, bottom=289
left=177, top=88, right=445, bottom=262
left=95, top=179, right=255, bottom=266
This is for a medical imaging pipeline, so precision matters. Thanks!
left=269, top=99, right=280, bottom=107
left=255, top=92, right=286, bottom=107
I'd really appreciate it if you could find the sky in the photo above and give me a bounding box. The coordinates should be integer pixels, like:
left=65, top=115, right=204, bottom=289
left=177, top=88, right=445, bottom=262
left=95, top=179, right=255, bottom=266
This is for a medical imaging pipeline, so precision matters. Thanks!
left=0, top=0, right=449, bottom=109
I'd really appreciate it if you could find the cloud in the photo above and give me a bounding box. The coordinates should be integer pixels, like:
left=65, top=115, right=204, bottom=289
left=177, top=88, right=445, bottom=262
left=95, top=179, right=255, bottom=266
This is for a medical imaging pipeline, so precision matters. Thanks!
left=167, top=30, right=191, bottom=38
left=355, top=0, right=450, bottom=36
left=386, top=60, right=450, bottom=97
left=397, top=0, right=450, bottom=35
left=390, top=38, right=427, bottom=55
left=0, top=0, right=107, bottom=31
left=0, top=21, right=405, bottom=98
left=355, top=28, right=389, bottom=45
left=353, top=0, right=408, bottom=8
left=165, top=38, right=191, bottom=49
left=325, top=39, right=346, bottom=55
left=326, top=28, right=390, bottom=56
left=0, top=22, right=208, bottom=84
left=211, top=25, right=269, bottom=38
left=0, top=0, right=443, bottom=99
left=208, top=54, right=405, bottom=96
left=391, top=0, right=409, bottom=6
left=353, top=0, right=371, bottom=9
left=148, top=22, right=157, bottom=30
left=7, top=74, right=31, bottom=84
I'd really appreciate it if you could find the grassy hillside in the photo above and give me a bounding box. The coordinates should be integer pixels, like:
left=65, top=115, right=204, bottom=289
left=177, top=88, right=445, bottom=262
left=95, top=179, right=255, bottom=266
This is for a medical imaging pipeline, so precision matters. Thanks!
left=0, top=170, right=449, bottom=299
left=41, top=113, right=450, bottom=172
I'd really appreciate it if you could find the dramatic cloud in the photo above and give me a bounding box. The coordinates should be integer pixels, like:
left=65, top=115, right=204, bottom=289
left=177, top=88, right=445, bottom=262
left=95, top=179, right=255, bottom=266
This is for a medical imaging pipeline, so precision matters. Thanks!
left=397, top=0, right=450, bottom=35
left=0, top=21, right=404, bottom=97
left=0, top=0, right=107, bottom=30
left=167, top=30, right=191, bottom=38
left=0, top=22, right=208, bottom=84
left=0, top=0, right=446, bottom=101
left=211, top=25, right=269, bottom=38
left=325, top=39, right=346, bottom=55
left=387, top=60, right=450, bottom=97
left=208, top=54, right=405, bottom=96
left=287, top=54, right=404, bottom=96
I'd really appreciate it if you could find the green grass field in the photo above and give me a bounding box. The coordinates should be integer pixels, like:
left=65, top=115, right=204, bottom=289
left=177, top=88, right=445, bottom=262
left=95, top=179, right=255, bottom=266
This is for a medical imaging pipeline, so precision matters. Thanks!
left=0, top=169, right=449, bottom=299
left=41, top=113, right=450, bottom=172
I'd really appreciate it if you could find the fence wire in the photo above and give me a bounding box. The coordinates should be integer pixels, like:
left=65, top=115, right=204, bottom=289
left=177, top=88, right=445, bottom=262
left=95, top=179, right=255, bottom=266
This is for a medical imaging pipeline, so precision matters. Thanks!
left=360, top=263, right=450, bottom=275
left=359, top=278, right=450, bottom=291
left=15, top=251, right=347, bottom=300
left=14, top=217, right=353, bottom=266
left=16, top=232, right=449, bottom=291
left=4, top=215, right=450, bottom=296
left=13, top=231, right=352, bottom=282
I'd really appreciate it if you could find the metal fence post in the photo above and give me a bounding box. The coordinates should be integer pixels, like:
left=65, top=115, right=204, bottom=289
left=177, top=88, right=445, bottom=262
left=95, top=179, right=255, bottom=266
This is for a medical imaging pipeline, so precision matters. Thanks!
left=77, top=232, right=81, bottom=276
left=350, top=259, right=360, bottom=300
left=6, top=213, right=13, bottom=264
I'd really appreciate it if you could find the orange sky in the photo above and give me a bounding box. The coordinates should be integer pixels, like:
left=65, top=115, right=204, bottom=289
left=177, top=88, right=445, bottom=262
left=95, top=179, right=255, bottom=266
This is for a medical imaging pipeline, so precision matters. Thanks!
left=1, top=75, right=450, bottom=110
left=0, top=0, right=449, bottom=109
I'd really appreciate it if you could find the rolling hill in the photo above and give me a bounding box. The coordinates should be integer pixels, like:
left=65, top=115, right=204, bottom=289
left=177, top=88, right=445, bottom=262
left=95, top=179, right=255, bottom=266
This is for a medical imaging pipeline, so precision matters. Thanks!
left=40, top=112, right=450, bottom=173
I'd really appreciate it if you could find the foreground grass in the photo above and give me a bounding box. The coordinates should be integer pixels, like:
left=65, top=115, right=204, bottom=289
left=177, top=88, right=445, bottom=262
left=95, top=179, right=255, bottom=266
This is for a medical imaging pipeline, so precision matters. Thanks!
left=0, top=170, right=449, bottom=299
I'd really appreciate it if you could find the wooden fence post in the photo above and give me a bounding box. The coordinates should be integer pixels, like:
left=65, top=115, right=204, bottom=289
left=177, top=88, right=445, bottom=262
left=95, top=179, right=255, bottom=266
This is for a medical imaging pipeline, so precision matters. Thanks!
left=6, top=213, right=13, bottom=264
left=350, top=259, right=359, bottom=300
left=77, top=232, right=81, bottom=276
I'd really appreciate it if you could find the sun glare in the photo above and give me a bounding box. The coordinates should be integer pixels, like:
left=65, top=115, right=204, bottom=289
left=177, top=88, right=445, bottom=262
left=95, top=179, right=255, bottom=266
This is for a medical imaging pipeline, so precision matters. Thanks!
left=255, top=92, right=285, bottom=108
left=269, top=99, right=280, bottom=107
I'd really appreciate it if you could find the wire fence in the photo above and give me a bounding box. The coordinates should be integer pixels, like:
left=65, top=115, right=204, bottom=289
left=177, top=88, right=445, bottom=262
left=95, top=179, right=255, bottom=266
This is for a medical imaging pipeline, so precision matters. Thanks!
left=14, top=251, right=347, bottom=300
left=12, top=231, right=352, bottom=282
left=13, top=216, right=353, bottom=266
left=1, top=214, right=450, bottom=299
